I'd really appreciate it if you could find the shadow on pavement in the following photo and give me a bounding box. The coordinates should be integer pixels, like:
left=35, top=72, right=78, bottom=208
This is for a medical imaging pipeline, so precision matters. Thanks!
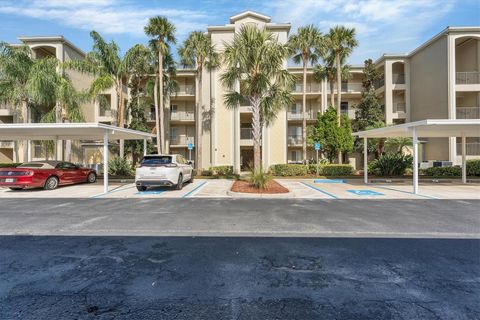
left=0, top=236, right=479, bottom=319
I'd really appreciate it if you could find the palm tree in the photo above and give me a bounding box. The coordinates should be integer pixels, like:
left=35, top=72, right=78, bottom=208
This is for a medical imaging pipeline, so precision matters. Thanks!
left=313, top=54, right=350, bottom=109
left=326, top=26, right=358, bottom=123
left=144, top=16, right=176, bottom=155
left=0, top=43, right=58, bottom=160
left=221, top=25, right=294, bottom=171
left=64, top=31, right=129, bottom=156
left=178, top=31, right=219, bottom=170
left=288, top=25, right=325, bottom=163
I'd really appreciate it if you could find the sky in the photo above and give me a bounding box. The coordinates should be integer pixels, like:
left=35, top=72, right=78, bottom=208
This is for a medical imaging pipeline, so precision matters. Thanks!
left=0, top=0, right=479, bottom=65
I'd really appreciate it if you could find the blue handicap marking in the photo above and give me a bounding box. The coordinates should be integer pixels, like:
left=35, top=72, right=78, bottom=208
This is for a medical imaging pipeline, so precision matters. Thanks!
left=135, top=190, right=166, bottom=195
left=347, top=189, right=384, bottom=196
left=314, top=179, right=345, bottom=183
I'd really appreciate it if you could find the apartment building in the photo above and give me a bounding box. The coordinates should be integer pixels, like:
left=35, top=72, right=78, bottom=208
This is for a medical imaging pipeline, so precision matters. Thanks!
left=1, top=11, right=479, bottom=171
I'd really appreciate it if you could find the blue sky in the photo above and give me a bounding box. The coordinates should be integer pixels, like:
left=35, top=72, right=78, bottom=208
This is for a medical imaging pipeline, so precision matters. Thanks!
left=1, top=0, right=479, bottom=64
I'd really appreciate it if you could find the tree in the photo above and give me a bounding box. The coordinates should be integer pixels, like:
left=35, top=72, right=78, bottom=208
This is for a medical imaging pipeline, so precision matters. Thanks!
left=0, top=43, right=59, bottom=160
left=326, top=26, right=358, bottom=121
left=64, top=31, right=130, bottom=156
left=314, top=54, right=350, bottom=109
left=362, top=58, right=382, bottom=91
left=144, top=16, right=176, bottom=155
left=178, top=31, right=219, bottom=170
left=221, top=25, right=294, bottom=171
left=288, top=25, right=325, bottom=163
left=309, top=107, right=353, bottom=163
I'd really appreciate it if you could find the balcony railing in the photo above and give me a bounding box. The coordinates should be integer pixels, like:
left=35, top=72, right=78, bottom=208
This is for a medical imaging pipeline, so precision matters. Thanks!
left=328, top=83, right=363, bottom=93
left=393, top=102, right=406, bottom=113
left=240, top=128, right=254, bottom=140
left=171, top=111, right=195, bottom=121
left=177, top=85, right=195, bottom=95
left=457, top=143, right=480, bottom=156
left=456, top=107, right=480, bottom=119
left=287, top=111, right=316, bottom=120
left=293, top=83, right=321, bottom=93
left=456, top=71, right=480, bottom=84
left=0, top=141, right=14, bottom=148
left=287, top=135, right=303, bottom=145
left=170, top=136, right=194, bottom=145
left=374, top=78, right=385, bottom=89
left=392, top=74, right=405, bottom=84
left=99, top=108, right=115, bottom=118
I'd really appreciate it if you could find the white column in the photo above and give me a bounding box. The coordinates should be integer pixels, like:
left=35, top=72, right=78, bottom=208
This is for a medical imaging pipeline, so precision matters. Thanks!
left=143, top=139, right=147, bottom=157
left=462, top=134, right=467, bottom=184
left=103, top=132, right=109, bottom=194
left=412, top=128, right=419, bottom=194
left=364, top=137, right=368, bottom=184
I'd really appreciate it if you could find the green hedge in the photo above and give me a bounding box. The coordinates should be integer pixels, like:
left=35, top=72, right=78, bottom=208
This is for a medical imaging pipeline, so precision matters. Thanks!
left=270, top=164, right=353, bottom=176
left=201, top=165, right=234, bottom=176
left=420, top=160, right=480, bottom=177
left=0, top=163, right=21, bottom=168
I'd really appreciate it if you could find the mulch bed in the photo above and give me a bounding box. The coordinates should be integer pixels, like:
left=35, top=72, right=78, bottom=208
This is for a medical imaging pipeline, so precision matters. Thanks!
left=231, top=180, right=289, bottom=194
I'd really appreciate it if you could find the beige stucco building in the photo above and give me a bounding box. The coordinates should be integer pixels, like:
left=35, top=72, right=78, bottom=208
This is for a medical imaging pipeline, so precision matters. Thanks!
left=1, top=11, right=479, bottom=171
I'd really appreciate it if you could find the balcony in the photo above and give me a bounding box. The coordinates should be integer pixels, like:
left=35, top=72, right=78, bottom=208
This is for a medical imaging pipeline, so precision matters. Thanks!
left=393, top=102, right=406, bottom=113
left=287, top=135, right=303, bottom=145
left=457, top=142, right=480, bottom=156
left=374, top=78, right=385, bottom=89
left=0, top=141, right=14, bottom=148
left=287, top=111, right=316, bottom=120
left=170, top=136, right=194, bottom=146
left=392, top=74, right=405, bottom=84
left=292, top=83, right=321, bottom=93
left=171, top=111, right=195, bottom=121
left=456, top=72, right=480, bottom=85
left=240, top=128, right=254, bottom=140
left=328, top=83, right=363, bottom=93
left=456, top=107, right=480, bottom=119
left=177, top=85, right=195, bottom=95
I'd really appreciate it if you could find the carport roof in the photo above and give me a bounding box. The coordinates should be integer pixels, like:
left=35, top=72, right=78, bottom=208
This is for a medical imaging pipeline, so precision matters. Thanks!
left=0, top=123, right=155, bottom=141
left=354, top=119, right=480, bottom=138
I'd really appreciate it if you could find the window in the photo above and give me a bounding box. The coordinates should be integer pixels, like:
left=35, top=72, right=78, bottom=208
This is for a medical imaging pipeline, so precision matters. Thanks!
left=171, top=105, right=178, bottom=113
left=170, top=127, right=178, bottom=140
left=290, top=150, right=301, bottom=163
left=57, top=162, right=77, bottom=169
left=141, top=156, right=172, bottom=166
left=341, top=102, right=348, bottom=114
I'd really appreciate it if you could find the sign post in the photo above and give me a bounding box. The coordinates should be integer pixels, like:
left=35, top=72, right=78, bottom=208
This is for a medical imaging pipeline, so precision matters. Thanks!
left=187, top=143, right=193, bottom=162
left=314, top=142, right=321, bottom=176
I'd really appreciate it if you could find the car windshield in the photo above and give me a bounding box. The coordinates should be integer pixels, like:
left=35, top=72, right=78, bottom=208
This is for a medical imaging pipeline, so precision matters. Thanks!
left=141, top=156, right=172, bottom=166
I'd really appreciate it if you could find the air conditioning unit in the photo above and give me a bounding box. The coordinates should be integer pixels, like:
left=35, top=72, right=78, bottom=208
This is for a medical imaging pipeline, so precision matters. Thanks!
left=432, top=161, right=453, bottom=167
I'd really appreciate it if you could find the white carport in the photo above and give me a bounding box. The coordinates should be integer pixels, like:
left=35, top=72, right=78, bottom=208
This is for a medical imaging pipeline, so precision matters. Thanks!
left=0, top=123, right=154, bottom=193
left=355, top=119, right=480, bottom=194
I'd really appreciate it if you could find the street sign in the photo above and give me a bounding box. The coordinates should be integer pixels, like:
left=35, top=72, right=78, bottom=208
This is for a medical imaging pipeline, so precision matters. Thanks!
left=314, top=142, right=321, bottom=151
left=187, top=143, right=193, bottom=150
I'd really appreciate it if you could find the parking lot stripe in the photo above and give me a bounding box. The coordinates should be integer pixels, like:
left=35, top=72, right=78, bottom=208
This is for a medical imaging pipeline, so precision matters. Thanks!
left=373, top=185, right=440, bottom=199
left=182, top=181, right=208, bottom=198
left=90, top=185, right=136, bottom=198
left=300, top=182, right=338, bottom=199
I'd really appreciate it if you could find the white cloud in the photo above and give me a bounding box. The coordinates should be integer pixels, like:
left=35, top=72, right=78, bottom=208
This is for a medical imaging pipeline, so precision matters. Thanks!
left=0, top=0, right=210, bottom=38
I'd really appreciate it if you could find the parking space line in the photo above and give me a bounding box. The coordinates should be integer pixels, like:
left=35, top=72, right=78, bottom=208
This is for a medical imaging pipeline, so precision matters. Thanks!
left=182, top=181, right=208, bottom=198
left=90, top=185, right=136, bottom=198
left=373, top=185, right=440, bottom=199
left=300, top=182, right=338, bottom=199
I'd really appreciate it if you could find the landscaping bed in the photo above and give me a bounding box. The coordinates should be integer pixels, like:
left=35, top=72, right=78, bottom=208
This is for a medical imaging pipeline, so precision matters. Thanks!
left=231, top=180, right=289, bottom=194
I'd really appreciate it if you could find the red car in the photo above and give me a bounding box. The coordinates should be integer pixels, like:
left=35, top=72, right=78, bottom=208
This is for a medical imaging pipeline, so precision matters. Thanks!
left=0, top=161, right=97, bottom=190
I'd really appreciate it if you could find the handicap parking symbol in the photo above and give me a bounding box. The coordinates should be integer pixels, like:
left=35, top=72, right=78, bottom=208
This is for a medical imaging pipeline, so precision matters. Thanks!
left=347, top=189, right=384, bottom=196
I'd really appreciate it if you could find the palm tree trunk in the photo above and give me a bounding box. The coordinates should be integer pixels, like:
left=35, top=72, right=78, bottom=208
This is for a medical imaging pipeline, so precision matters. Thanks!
left=329, top=78, right=335, bottom=107
left=21, top=99, right=29, bottom=161
left=158, top=52, right=165, bottom=154
left=196, top=69, right=203, bottom=170
left=302, top=61, right=307, bottom=164
left=335, top=52, right=343, bottom=164
left=154, top=75, right=161, bottom=154
left=251, top=98, right=262, bottom=171
left=118, top=82, right=125, bottom=158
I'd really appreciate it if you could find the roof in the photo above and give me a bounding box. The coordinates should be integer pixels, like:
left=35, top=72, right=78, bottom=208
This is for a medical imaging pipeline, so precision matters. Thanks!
left=17, top=35, right=86, bottom=57
left=230, top=11, right=271, bottom=23
left=0, top=123, right=155, bottom=141
left=354, top=119, right=480, bottom=138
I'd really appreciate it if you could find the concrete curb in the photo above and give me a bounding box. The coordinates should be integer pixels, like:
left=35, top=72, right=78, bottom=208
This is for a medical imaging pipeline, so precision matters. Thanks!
left=226, top=190, right=294, bottom=198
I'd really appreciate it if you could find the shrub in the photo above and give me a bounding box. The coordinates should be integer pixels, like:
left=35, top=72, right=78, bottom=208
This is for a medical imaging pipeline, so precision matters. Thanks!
left=269, top=164, right=308, bottom=176
left=108, top=157, right=133, bottom=176
left=467, top=159, right=480, bottom=176
left=420, top=166, right=462, bottom=177
left=249, top=168, right=272, bottom=189
left=0, top=163, right=21, bottom=168
left=210, top=165, right=234, bottom=176
left=321, top=164, right=354, bottom=176
left=368, top=153, right=412, bottom=176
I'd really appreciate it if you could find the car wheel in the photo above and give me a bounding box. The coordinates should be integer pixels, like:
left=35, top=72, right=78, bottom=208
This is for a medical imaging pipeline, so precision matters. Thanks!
left=87, top=172, right=96, bottom=183
left=44, top=176, right=59, bottom=190
left=9, top=187, right=23, bottom=191
left=175, top=174, right=183, bottom=190
left=136, top=186, right=147, bottom=192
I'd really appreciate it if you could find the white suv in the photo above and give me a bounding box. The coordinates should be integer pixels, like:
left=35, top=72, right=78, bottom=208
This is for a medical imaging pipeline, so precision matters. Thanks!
left=135, top=154, right=194, bottom=191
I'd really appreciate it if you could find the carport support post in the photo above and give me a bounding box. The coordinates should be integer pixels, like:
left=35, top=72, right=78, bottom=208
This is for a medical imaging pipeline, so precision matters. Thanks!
left=143, top=139, right=147, bottom=157
left=363, top=137, right=368, bottom=184
left=462, top=134, right=467, bottom=184
left=412, top=128, right=419, bottom=195
left=103, top=132, right=109, bottom=194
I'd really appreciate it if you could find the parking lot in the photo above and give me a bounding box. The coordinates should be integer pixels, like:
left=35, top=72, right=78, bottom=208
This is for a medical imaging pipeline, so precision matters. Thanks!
left=1, top=178, right=479, bottom=199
